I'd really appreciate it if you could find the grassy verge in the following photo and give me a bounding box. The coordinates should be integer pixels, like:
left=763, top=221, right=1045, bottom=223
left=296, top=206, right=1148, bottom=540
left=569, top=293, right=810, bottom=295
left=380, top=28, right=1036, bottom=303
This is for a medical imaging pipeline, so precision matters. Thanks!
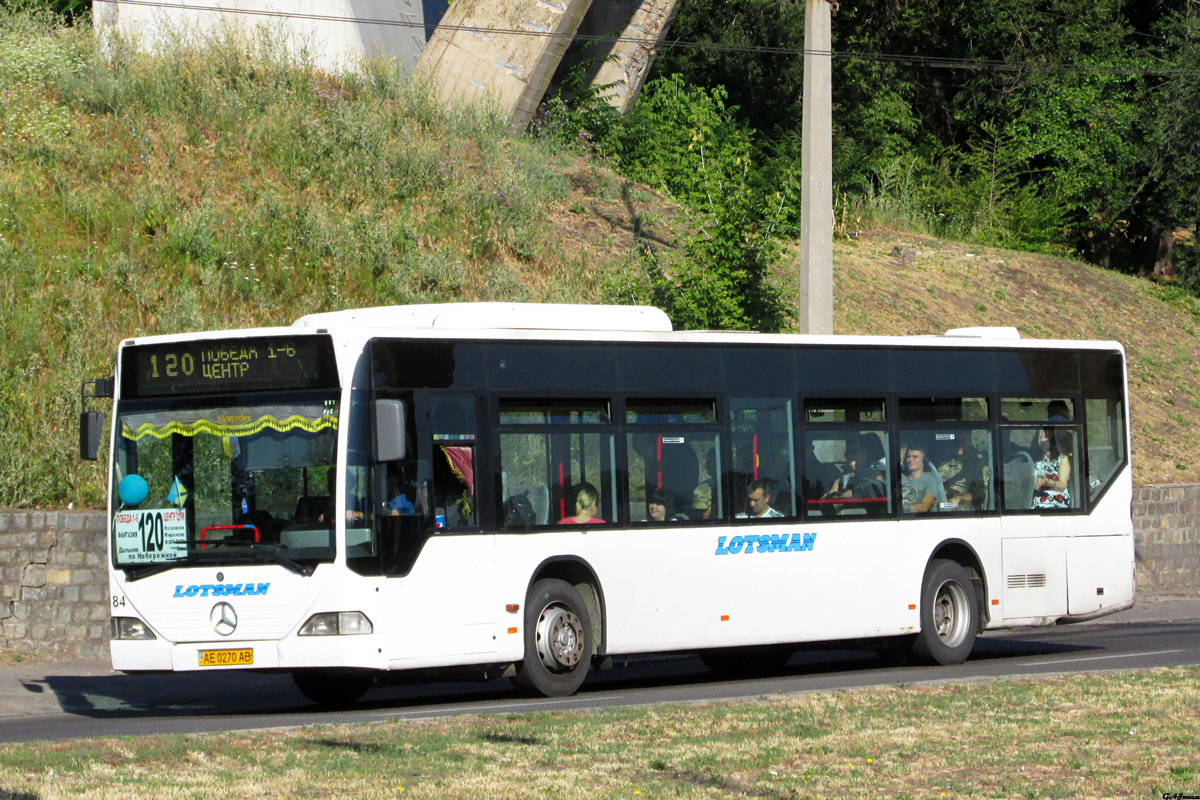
left=0, top=668, right=1198, bottom=798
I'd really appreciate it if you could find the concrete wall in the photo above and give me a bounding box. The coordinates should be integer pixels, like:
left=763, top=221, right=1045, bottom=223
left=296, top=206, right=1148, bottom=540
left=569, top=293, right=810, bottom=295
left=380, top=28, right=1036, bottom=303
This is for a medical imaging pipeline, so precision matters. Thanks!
left=4, top=483, right=1200, bottom=659
left=96, top=0, right=449, bottom=75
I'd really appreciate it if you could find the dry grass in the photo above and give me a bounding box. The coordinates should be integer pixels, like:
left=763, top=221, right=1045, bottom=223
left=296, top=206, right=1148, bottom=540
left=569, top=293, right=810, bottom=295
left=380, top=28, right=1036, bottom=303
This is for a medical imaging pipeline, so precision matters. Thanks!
left=0, top=668, right=1197, bottom=798
left=819, top=231, right=1200, bottom=486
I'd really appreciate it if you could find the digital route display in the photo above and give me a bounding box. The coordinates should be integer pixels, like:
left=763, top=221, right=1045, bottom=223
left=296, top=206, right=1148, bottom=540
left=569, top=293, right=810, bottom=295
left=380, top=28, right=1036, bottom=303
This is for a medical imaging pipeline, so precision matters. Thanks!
left=123, top=335, right=338, bottom=397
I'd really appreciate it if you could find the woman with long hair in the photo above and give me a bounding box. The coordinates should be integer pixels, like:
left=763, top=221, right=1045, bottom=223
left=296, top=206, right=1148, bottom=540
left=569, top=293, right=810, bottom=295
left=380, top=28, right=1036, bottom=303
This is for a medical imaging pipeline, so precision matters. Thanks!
left=1032, top=428, right=1071, bottom=509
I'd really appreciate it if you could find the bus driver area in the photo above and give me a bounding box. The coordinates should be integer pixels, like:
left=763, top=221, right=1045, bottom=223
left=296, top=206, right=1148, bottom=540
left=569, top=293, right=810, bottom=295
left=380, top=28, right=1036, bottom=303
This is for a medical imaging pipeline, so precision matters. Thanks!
left=79, top=303, right=1134, bottom=704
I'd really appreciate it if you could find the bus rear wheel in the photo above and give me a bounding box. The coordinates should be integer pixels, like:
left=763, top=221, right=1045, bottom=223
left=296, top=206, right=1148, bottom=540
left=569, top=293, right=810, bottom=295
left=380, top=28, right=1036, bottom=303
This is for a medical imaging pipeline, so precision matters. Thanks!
left=910, top=559, right=978, bottom=665
left=292, top=669, right=375, bottom=706
left=513, top=579, right=593, bottom=697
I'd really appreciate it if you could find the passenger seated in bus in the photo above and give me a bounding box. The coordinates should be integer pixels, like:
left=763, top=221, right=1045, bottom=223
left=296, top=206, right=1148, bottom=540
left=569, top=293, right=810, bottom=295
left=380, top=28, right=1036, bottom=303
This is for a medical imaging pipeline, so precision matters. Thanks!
left=802, top=441, right=841, bottom=499
left=558, top=482, right=606, bottom=525
left=1047, top=399, right=1071, bottom=422
left=385, top=471, right=427, bottom=517
left=823, top=442, right=887, bottom=512
left=689, top=483, right=715, bottom=520
left=901, top=444, right=940, bottom=513
left=1032, top=427, right=1072, bottom=509
left=646, top=488, right=686, bottom=522
left=937, top=439, right=989, bottom=512
left=736, top=479, right=785, bottom=519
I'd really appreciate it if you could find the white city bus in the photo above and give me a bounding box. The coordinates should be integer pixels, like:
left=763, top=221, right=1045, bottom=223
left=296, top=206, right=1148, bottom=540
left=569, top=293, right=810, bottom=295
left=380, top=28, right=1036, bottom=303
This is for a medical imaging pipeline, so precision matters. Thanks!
left=80, top=303, right=1134, bottom=703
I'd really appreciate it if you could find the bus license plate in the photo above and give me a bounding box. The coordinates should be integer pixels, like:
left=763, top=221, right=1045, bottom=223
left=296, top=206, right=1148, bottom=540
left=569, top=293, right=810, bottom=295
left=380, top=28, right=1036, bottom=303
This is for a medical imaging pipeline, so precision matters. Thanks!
left=198, top=648, right=253, bottom=667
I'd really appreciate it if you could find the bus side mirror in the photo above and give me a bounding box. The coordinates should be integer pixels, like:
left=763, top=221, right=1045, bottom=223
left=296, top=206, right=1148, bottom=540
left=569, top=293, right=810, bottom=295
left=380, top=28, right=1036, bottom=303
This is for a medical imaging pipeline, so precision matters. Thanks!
left=79, top=378, right=114, bottom=461
left=374, top=399, right=408, bottom=462
left=80, top=411, right=104, bottom=460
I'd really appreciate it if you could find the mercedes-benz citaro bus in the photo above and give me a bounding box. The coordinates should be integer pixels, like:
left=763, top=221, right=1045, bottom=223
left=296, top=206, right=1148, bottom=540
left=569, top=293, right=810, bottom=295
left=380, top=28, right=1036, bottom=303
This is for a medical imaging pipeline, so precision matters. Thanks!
left=78, top=303, right=1134, bottom=704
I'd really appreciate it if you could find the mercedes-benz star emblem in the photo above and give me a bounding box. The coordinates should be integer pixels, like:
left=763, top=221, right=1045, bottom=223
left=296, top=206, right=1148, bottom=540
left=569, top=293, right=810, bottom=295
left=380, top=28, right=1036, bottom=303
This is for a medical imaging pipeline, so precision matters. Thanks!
left=210, top=602, right=237, bottom=637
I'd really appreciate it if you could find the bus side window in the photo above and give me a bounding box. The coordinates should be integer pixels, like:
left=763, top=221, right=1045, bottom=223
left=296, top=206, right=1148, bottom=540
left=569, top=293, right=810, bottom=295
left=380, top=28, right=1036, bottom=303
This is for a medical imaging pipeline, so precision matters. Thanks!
left=430, top=396, right=477, bottom=529
left=729, top=398, right=796, bottom=518
left=497, top=399, right=616, bottom=529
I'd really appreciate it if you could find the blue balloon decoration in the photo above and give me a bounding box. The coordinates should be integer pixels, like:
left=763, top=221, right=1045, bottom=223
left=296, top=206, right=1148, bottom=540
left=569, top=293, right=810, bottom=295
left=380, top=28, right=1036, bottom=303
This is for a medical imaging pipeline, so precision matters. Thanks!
left=118, top=474, right=149, bottom=506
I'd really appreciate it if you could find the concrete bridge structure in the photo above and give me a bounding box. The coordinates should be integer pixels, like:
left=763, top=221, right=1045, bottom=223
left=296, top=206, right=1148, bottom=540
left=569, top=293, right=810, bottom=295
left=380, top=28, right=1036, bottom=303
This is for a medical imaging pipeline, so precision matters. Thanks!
left=96, top=0, right=681, bottom=128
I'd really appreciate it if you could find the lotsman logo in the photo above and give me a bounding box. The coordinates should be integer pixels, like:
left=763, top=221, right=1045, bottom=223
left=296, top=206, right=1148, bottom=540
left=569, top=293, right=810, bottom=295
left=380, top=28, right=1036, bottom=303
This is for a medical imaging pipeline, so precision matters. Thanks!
left=715, top=532, right=816, bottom=555
left=172, top=583, right=270, bottom=598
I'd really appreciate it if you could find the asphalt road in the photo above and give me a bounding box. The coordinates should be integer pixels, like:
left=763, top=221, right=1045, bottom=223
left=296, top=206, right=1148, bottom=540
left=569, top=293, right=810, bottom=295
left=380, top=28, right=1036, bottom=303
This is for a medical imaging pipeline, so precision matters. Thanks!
left=2, top=601, right=1198, bottom=743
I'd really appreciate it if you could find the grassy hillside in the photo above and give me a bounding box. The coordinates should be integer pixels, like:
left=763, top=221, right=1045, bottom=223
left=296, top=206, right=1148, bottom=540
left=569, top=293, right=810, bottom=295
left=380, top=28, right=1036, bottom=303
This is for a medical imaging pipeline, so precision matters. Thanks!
left=2, top=10, right=1197, bottom=508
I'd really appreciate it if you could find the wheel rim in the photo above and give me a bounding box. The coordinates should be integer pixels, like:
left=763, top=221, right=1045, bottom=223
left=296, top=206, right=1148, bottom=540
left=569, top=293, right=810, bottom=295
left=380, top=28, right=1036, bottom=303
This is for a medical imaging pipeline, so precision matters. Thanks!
left=534, top=603, right=585, bottom=672
left=932, top=579, right=971, bottom=648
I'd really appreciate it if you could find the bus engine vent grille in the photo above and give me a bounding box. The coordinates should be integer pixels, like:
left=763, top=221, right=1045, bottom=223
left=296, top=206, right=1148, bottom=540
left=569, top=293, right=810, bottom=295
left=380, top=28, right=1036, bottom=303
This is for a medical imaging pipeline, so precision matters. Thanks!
left=1006, top=573, right=1047, bottom=589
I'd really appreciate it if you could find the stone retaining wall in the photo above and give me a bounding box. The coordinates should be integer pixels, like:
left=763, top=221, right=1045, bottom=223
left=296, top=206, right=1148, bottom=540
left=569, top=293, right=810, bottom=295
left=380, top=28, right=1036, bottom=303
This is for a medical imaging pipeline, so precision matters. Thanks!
left=1132, top=483, right=1200, bottom=591
left=0, top=511, right=109, bottom=659
left=3, top=483, right=1200, bottom=659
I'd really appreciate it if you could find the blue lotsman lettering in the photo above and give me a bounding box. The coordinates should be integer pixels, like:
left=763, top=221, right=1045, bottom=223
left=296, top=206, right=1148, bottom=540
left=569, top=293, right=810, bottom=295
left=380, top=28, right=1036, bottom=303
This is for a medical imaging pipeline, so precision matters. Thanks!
left=727, top=536, right=744, bottom=555
left=741, top=535, right=760, bottom=555
left=769, top=533, right=790, bottom=552
left=173, top=586, right=185, bottom=598
left=787, top=532, right=817, bottom=552
left=715, top=537, right=730, bottom=555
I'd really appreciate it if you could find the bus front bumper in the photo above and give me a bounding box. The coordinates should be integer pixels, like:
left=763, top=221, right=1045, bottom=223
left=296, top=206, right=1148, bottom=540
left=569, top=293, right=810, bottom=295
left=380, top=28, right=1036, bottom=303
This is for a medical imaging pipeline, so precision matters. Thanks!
left=112, top=635, right=384, bottom=672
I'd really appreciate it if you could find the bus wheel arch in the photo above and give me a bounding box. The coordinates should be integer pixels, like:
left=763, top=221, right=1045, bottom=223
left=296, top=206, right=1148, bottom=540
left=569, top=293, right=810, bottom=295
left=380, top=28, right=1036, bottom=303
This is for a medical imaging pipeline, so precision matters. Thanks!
left=513, top=576, right=595, bottom=697
left=527, top=556, right=606, bottom=657
left=910, top=558, right=979, bottom=665
left=929, top=539, right=989, bottom=629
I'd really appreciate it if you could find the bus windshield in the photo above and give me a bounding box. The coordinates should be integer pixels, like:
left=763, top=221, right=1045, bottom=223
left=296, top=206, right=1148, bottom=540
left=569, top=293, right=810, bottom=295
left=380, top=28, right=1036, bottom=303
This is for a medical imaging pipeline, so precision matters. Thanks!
left=111, top=394, right=340, bottom=573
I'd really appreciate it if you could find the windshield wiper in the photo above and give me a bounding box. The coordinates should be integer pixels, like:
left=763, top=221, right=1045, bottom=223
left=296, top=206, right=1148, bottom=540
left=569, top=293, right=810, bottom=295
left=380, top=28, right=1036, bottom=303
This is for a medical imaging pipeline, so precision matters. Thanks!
left=245, top=545, right=315, bottom=577
left=123, top=544, right=315, bottom=581
left=124, top=550, right=223, bottom=582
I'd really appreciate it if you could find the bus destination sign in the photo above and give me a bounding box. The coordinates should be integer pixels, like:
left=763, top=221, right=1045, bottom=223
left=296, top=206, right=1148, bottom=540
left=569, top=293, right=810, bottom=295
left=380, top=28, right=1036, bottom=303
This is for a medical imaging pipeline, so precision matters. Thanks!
left=127, top=335, right=337, bottom=397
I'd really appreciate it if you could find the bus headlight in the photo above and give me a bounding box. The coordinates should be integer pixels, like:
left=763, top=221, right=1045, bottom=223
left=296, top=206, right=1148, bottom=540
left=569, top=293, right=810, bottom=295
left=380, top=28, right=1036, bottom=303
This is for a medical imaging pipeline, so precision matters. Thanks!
left=298, top=611, right=373, bottom=636
left=111, top=617, right=157, bottom=640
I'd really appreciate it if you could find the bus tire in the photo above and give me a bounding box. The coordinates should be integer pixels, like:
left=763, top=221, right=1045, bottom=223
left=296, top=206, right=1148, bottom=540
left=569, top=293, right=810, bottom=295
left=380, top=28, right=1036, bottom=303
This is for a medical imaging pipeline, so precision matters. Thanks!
left=910, top=559, right=978, bottom=665
left=513, top=579, right=593, bottom=697
left=291, top=669, right=375, bottom=706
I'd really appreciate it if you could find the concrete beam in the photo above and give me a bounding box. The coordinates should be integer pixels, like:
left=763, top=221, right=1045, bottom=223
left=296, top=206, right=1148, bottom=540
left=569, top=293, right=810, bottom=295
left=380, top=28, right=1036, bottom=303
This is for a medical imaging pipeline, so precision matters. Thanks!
left=416, top=0, right=595, bottom=131
left=554, top=0, right=682, bottom=114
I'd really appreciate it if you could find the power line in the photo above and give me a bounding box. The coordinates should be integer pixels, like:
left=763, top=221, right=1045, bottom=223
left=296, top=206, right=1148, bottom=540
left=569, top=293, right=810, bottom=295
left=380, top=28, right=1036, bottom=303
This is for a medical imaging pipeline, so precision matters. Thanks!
left=92, top=0, right=1200, bottom=78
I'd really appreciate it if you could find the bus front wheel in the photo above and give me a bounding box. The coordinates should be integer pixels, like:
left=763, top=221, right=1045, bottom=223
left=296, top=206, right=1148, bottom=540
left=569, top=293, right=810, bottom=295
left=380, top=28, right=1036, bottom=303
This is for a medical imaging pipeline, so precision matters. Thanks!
left=513, top=579, right=593, bottom=697
left=910, top=559, right=978, bottom=665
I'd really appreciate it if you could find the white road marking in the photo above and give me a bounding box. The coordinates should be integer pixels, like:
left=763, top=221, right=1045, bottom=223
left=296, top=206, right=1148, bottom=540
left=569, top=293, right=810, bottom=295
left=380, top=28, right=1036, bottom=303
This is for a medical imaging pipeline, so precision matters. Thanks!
left=375, top=695, right=625, bottom=719
left=1023, top=648, right=1187, bottom=667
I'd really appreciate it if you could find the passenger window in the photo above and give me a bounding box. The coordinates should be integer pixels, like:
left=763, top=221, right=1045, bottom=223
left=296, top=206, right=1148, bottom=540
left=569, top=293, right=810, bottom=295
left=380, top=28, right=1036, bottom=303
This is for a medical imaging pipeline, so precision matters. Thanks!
left=626, top=399, right=720, bottom=524
left=803, top=430, right=891, bottom=518
left=1085, top=397, right=1125, bottom=502
left=497, top=400, right=616, bottom=529
left=898, top=398, right=993, bottom=515
left=898, top=397, right=989, bottom=422
left=1000, top=397, right=1074, bottom=423
left=430, top=396, right=477, bottom=528
left=730, top=398, right=796, bottom=519
left=1081, top=352, right=1126, bottom=503
left=805, top=397, right=886, bottom=423
left=1000, top=426, right=1077, bottom=512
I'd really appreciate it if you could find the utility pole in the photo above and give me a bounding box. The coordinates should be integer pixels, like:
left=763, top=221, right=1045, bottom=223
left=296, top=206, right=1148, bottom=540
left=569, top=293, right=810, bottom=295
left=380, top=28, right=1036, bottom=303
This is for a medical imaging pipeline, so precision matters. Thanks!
left=798, top=0, right=834, bottom=335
